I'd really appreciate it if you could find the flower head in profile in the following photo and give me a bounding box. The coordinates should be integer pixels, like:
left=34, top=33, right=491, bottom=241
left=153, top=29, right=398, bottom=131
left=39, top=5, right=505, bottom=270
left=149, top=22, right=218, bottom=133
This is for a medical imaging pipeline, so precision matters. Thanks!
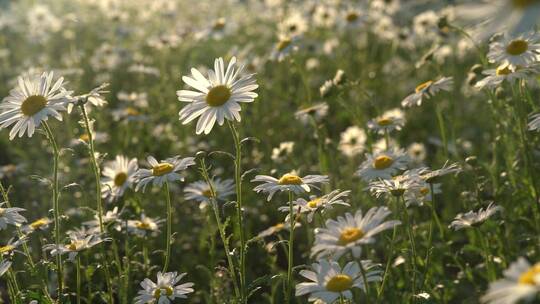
left=481, top=257, right=540, bottom=304
left=487, top=32, right=540, bottom=69
left=45, top=230, right=109, bottom=261
left=450, top=202, right=503, bottom=231
left=134, top=156, right=195, bottom=192
left=311, top=207, right=401, bottom=259
left=278, top=190, right=351, bottom=222
left=296, top=259, right=381, bottom=303
left=127, top=214, right=163, bottom=237
left=475, top=64, right=538, bottom=90
left=0, top=237, right=27, bottom=256
left=252, top=173, right=329, bottom=201
left=367, top=108, right=405, bottom=134
left=84, top=207, right=121, bottom=234
left=367, top=175, right=418, bottom=199
left=356, top=149, right=409, bottom=182
left=135, top=271, right=194, bottom=304
left=22, top=217, right=51, bottom=234
left=177, top=57, right=258, bottom=134
left=401, top=77, right=453, bottom=107
left=101, top=155, right=138, bottom=202
left=183, top=178, right=234, bottom=204
left=0, top=202, right=26, bottom=230
left=0, top=71, right=72, bottom=140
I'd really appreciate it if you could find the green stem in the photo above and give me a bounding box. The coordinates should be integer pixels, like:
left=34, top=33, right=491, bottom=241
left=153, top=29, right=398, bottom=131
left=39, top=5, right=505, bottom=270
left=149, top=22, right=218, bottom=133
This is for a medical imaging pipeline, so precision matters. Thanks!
left=359, top=260, right=371, bottom=301
left=377, top=197, right=399, bottom=302
left=163, top=182, right=172, bottom=273
left=475, top=228, right=495, bottom=281
left=435, top=104, right=448, bottom=159
left=286, top=191, right=294, bottom=303
left=227, top=121, right=246, bottom=303
left=400, top=197, right=417, bottom=302
left=76, top=256, right=81, bottom=304
left=42, top=121, right=63, bottom=298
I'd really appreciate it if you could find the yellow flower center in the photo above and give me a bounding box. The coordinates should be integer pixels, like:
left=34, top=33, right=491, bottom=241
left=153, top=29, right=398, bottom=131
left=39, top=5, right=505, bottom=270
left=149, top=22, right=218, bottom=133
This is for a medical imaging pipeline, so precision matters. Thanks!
left=307, top=198, right=321, bottom=208
left=277, top=38, right=292, bottom=51
left=66, top=240, right=85, bottom=251
left=202, top=188, right=213, bottom=197
left=346, top=12, right=359, bottom=22
left=21, top=95, right=47, bottom=116
left=338, top=227, right=364, bottom=245
left=519, top=263, right=540, bottom=285
left=326, top=274, right=353, bottom=292
left=506, top=39, right=529, bottom=56
left=114, top=172, right=128, bottom=187
left=136, top=221, right=152, bottom=230
left=373, top=155, right=394, bottom=170
left=415, top=81, right=433, bottom=93
left=377, top=118, right=393, bottom=126
left=0, top=245, right=14, bottom=254
left=496, top=65, right=512, bottom=76
left=206, top=85, right=231, bottom=107
left=152, top=163, right=174, bottom=176
left=512, top=0, right=538, bottom=9
left=0, top=208, right=5, bottom=216
left=420, top=187, right=430, bottom=195
left=278, top=174, right=303, bottom=185
left=213, top=18, right=226, bottom=30
left=79, top=134, right=90, bottom=142
left=30, top=218, right=49, bottom=229
left=126, top=107, right=140, bottom=116
left=153, top=285, right=174, bottom=299
left=273, top=223, right=285, bottom=230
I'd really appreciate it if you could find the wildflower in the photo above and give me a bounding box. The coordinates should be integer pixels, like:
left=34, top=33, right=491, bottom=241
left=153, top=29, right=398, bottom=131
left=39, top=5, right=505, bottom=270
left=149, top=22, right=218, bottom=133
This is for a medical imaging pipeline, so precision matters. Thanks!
left=22, top=217, right=52, bottom=234
left=45, top=230, right=108, bottom=261
left=367, top=176, right=417, bottom=199
left=296, top=259, right=382, bottom=303
left=278, top=11, right=308, bottom=38
left=271, top=35, right=299, bottom=62
left=356, top=149, right=409, bottom=181
left=177, top=57, right=258, bottom=135
left=450, top=202, right=503, bottom=231
left=401, top=77, right=453, bottom=107
left=127, top=214, right=162, bottom=237
left=0, top=71, right=72, bottom=140
left=487, top=32, right=540, bottom=69
left=338, top=126, right=367, bottom=158
left=278, top=190, right=351, bottom=222
left=84, top=207, right=121, bottom=233
left=101, top=155, right=138, bottom=202
left=252, top=173, right=329, bottom=201
left=271, top=142, right=295, bottom=163
left=256, top=221, right=300, bottom=239
left=134, top=271, right=194, bottom=304
left=183, top=178, right=234, bottom=204
left=295, top=103, right=329, bottom=124
left=311, top=207, right=401, bottom=259
left=481, top=257, right=540, bottom=304
left=407, top=142, right=427, bottom=164
left=367, top=108, right=405, bottom=134
left=134, top=155, right=195, bottom=192
left=475, top=65, right=538, bottom=90
left=0, top=202, right=26, bottom=230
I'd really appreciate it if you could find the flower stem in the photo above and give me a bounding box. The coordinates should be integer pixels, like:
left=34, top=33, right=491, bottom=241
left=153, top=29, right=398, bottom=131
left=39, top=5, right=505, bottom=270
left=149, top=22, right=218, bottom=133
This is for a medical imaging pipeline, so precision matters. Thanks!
left=377, top=197, right=399, bottom=302
left=163, top=181, right=172, bottom=272
left=399, top=197, right=417, bottom=302
left=198, top=157, right=241, bottom=301
left=359, top=260, right=371, bottom=301
left=76, top=256, right=81, bottom=304
left=42, top=121, right=64, bottom=298
left=286, top=190, right=295, bottom=303
left=227, top=121, right=247, bottom=303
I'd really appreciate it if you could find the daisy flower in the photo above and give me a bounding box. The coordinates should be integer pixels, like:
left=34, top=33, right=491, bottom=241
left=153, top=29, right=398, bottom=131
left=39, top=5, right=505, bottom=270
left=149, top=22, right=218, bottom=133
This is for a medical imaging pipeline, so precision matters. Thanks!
left=418, top=161, right=461, bottom=183
left=356, top=149, right=409, bottom=182
left=407, top=142, right=427, bottom=165
left=183, top=178, right=235, bottom=204
left=367, top=176, right=418, bottom=199
left=271, top=35, right=299, bottom=62
left=0, top=237, right=27, bottom=256
left=367, top=108, right=405, bottom=134
left=0, top=202, right=26, bottom=230
left=176, top=57, right=258, bottom=135
left=101, top=155, right=138, bottom=202
left=0, top=71, right=72, bottom=140
left=252, top=173, right=329, bottom=201
left=296, top=259, right=382, bottom=303
left=134, top=271, right=194, bottom=304
left=475, top=65, right=537, bottom=90
left=401, top=77, right=453, bottom=108
left=127, top=214, right=163, bottom=237
left=481, top=257, right=540, bottom=304
left=487, top=32, right=540, bottom=69
left=278, top=10, right=308, bottom=38
left=21, top=217, right=52, bottom=234
left=256, top=221, right=300, bottom=239
left=271, top=141, right=295, bottom=163
left=45, top=231, right=109, bottom=261
left=278, top=190, right=351, bottom=222
left=84, top=207, right=121, bottom=233
left=311, top=207, right=401, bottom=259
left=403, top=180, right=442, bottom=207
left=338, top=126, right=367, bottom=158
left=134, top=155, right=195, bottom=192
left=449, top=202, right=503, bottom=231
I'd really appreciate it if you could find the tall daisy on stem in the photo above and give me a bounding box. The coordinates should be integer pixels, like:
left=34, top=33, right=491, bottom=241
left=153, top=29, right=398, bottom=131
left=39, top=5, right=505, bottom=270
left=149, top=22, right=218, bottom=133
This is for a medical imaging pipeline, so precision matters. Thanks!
left=0, top=71, right=72, bottom=297
left=177, top=56, right=258, bottom=303
left=252, top=172, right=329, bottom=303
left=135, top=155, right=195, bottom=273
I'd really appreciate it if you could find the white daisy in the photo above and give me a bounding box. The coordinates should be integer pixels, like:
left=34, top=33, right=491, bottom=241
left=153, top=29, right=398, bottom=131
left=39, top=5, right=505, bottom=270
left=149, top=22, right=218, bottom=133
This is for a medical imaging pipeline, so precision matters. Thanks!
left=296, top=259, right=382, bottom=303
left=0, top=237, right=27, bottom=256
left=487, top=32, right=540, bottom=69
left=367, top=108, right=405, bottom=134
left=45, top=230, right=108, bottom=261
left=134, top=271, right=194, bottom=304
left=0, top=202, right=26, bottom=230
left=356, top=149, right=409, bottom=182
left=278, top=190, right=351, bottom=223
left=338, top=126, right=367, bottom=158
left=475, top=65, right=537, bottom=90
left=0, top=71, right=72, bottom=140
left=401, top=77, right=453, bottom=108
left=449, top=202, right=503, bottom=231
left=481, top=257, right=540, bottom=304
left=84, top=207, right=121, bottom=234
left=367, top=175, right=418, bottom=199
left=101, top=155, right=138, bottom=202
left=311, top=207, right=401, bottom=259
left=256, top=221, right=301, bottom=239
left=271, top=35, right=299, bottom=62
left=183, top=178, right=235, bottom=204
left=176, top=57, right=258, bottom=135
left=271, top=141, right=295, bottom=163
left=407, top=142, right=427, bottom=165
left=134, top=155, right=195, bottom=192
left=252, top=173, right=329, bottom=201
left=278, top=10, right=308, bottom=38
left=127, top=214, right=163, bottom=237
left=21, top=217, right=52, bottom=234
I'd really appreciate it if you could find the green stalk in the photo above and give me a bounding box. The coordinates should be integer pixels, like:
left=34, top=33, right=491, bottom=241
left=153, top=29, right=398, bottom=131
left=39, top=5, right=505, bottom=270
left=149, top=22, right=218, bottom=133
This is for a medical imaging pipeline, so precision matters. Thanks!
left=400, top=197, right=417, bottom=302
left=227, top=121, right=246, bottom=303
left=42, top=121, right=64, bottom=298
left=76, top=256, right=81, bottom=304
left=286, top=191, right=294, bottom=303
left=435, top=104, right=448, bottom=159
left=377, top=196, right=399, bottom=302
left=163, top=182, right=172, bottom=273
